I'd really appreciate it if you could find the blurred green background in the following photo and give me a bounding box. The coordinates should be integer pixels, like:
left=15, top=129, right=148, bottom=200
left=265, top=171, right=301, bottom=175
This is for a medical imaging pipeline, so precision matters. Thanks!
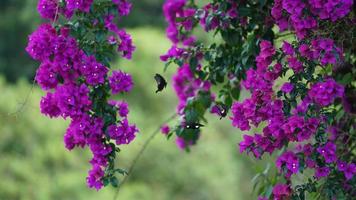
left=0, top=0, right=263, bottom=199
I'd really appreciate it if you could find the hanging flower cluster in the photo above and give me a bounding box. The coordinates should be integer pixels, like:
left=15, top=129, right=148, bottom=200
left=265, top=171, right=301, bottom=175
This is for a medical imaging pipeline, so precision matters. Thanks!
left=234, top=38, right=353, bottom=199
left=160, top=0, right=275, bottom=150
left=271, top=0, right=353, bottom=38
left=27, top=0, right=137, bottom=190
left=161, top=0, right=355, bottom=199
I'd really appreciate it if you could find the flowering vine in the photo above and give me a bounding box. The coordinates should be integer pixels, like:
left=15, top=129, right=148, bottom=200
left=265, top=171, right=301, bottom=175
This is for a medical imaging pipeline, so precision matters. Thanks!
left=26, top=0, right=355, bottom=197
left=161, top=0, right=355, bottom=199
left=27, top=0, right=137, bottom=190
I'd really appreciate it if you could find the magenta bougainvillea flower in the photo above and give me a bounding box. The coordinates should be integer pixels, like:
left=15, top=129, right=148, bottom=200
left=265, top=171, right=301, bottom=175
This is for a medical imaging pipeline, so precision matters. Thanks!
left=308, top=78, right=344, bottom=106
left=29, top=0, right=138, bottom=190
left=109, top=70, right=134, bottom=94
left=272, top=183, right=291, bottom=199
left=160, top=125, right=170, bottom=135
left=160, top=0, right=354, bottom=198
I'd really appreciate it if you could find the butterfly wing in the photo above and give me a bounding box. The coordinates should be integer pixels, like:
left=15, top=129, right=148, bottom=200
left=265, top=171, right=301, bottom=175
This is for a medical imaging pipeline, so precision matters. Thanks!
left=154, top=74, right=162, bottom=84
left=154, top=74, right=167, bottom=93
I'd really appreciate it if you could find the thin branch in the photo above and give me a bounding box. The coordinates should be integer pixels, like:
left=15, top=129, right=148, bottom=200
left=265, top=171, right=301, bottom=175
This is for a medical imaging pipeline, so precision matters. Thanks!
left=8, top=2, right=60, bottom=117
left=113, top=113, right=177, bottom=200
left=8, top=79, right=36, bottom=117
left=52, top=1, right=60, bottom=26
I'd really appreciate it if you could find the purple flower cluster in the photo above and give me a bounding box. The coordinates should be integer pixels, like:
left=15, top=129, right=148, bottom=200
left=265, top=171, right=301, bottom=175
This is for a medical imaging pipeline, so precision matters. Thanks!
left=87, top=164, right=105, bottom=190
left=65, top=0, right=93, bottom=15
left=308, top=0, right=353, bottom=21
left=315, top=166, right=331, bottom=178
left=38, top=0, right=94, bottom=20
left=279, top=38, right=344, bottom=76
left=199, top=3, right=220, bottom=31
left=27, top=25, right=108, bottom=89
left=26, top=24, right=56, bottom=62
left=317, top=142, right=337, bottom=163
left=338, top=161, right=356, bottom=180
left=105, top=15, right=135, bottom=59
left=54, top=83, right=92, bottom=118
left=308, top=142, right=356, bottom=180
left=299, top=38, right=343, bottom=66
left=40, top=92, right=61, bottom=118
left=276, top=151, right=300, bottom=177
left=36, top=61, right=59, bottom=90
left=160, top=45, right=184, bottom=62
left=37, top=0, right=132, bottom=20
left=28, top=0, right=138, bottom=190
left=160, top=125, right=170, bottom=135
left=64, top=114, right=103, bottom=150
left=109, top=100, right=129, bottom=117
left=79, top=56, right=109, bottom=86
left=161, top=0, right=355, bottom=198
left=232, top=41, right=283, bottom=132
left=272, top=0, right=353, bottom=38
left=309, top=78, right=344, bottom=106
left=258, top=184, right=292, bottom=200
left=232, top=40, right=352, bottom=186
left=108, top=119, right=138, bottom=145
left=272, top=183, right=291, bottom=200
left=172, top=64, right=211, bottom=114
left=163, top=0, right=186, bottom=43
left=161, top=0, right=354, bottom=198
left=109, top=70, right=133, bottom=94
left=163, top=0, right=197, bottom=43
left=198, top=1, right=244, bottom=32
left=37, top=0, right=59, bottom=20
left=112, top=0, right=132, bottom=16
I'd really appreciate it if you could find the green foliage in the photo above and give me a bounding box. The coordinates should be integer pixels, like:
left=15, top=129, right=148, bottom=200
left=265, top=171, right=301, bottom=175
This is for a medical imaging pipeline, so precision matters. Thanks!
left=162, top=0, right=276, bottom=145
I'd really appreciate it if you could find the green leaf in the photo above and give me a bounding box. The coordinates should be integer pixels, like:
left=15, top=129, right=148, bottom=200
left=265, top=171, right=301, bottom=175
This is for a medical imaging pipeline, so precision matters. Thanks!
left=220, top=29, right=241, bottom=46
left=189, top=57, right=199, bottom=72
left=265, top=185, right=273, bottom=198
left=224, top=95, right=233, bottom=107
left=114, top=168, right=128, bottom=175
left=259, top=0, right=267, bottom=8
left=110, top=176, right=119, bottom=187
left=231, top=87, right=240, bottom=100
left=95, top=30, right=106, bottom=43
left=185, top=108, right=199, bottom=122
left=339, top=73, right=353, bottom=85
left=238, top=7, right=251, bottom=16
left=335, top=109, right=345, bottom=121
left=103, top=177, right=110, bottom=187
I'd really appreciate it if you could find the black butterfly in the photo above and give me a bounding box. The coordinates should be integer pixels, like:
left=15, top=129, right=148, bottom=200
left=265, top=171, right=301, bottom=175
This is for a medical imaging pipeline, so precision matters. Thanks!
left=154, top=73, right=167, bottom=93
left=184, top=122, right=204, bottom=130
left=216, top=104, right=228, bottom=119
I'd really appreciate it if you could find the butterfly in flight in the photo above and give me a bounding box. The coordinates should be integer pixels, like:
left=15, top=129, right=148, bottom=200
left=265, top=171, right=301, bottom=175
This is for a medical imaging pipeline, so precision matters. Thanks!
left=216, top=103, right=228, bottom=119
left=184, top=122, right=204, bottom=130
left=154, top=73, right=167, bottom=93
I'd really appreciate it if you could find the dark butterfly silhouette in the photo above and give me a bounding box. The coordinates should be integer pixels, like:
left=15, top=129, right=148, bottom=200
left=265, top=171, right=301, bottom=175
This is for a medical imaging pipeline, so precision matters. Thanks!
left=154, top=73, right=167, bottom=93
left=184, top=122, right=204, bottom=129
left=216, top=104, right=228, bottom=119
